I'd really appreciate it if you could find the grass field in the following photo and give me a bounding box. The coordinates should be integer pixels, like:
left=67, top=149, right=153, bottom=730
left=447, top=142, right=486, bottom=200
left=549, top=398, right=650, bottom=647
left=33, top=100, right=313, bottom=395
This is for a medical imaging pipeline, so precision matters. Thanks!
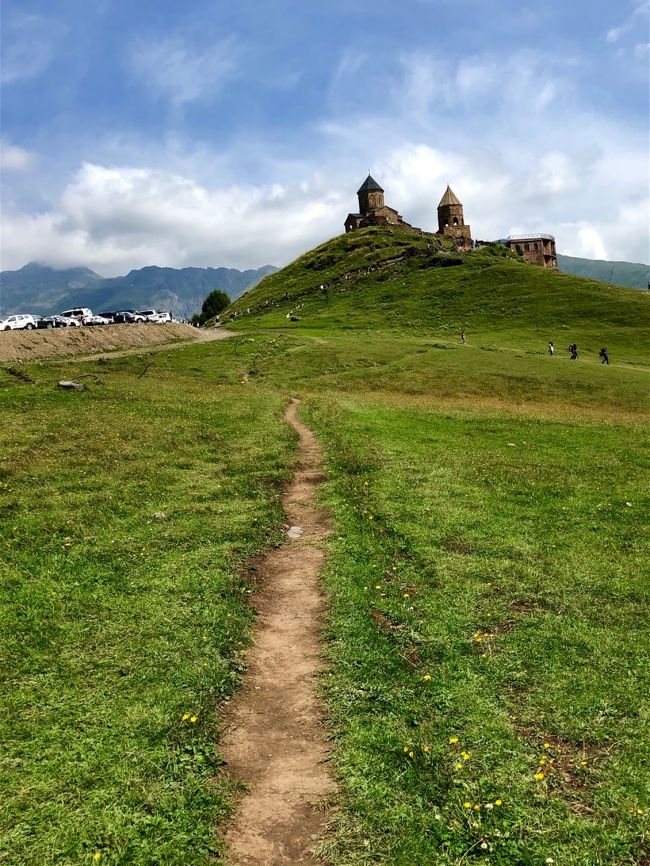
left=1, top=226, right=648, bottom=864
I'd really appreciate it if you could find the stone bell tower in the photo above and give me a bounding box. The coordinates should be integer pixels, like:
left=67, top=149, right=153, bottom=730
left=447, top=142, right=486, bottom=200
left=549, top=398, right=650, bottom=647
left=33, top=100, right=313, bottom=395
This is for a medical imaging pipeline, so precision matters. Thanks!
left=357, top=175, right=385, bottom=215
left=437, top=185, right=472, bottom=245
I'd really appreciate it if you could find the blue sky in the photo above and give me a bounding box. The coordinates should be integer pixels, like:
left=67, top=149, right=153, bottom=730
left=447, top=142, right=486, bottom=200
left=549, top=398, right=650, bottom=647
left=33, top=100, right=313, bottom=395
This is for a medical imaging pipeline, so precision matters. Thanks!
left=1, top=0, right=648, bottom=273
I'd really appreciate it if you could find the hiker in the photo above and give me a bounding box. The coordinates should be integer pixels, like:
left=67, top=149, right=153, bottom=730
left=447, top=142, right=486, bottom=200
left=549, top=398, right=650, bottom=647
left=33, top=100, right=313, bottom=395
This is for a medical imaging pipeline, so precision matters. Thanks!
left=568, top=343, right=578, bottom=360
left=548, top=340, right=554, bottom=356
left=461, top=330, right=466, bottom=344
left=599, top=347, right=609, bottom=365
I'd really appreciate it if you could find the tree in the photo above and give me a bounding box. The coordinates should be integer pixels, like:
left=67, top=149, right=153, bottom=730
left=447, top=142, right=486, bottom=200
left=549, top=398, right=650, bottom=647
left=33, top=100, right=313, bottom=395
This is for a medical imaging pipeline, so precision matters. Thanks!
left=198, top=289, right=230, bottom=325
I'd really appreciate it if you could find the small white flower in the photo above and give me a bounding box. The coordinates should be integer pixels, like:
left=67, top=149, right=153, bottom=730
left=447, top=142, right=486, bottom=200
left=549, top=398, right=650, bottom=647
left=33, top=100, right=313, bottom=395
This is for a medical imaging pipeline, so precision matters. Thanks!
left=625, top=502, right=632, bottom=507
left=546, top=859, right=555, bottom=864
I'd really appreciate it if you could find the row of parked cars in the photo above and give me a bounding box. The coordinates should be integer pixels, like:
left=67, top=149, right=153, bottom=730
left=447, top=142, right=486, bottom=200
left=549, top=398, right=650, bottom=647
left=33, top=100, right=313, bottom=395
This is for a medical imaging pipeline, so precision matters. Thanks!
left=0, top=308, right=174, bottom=331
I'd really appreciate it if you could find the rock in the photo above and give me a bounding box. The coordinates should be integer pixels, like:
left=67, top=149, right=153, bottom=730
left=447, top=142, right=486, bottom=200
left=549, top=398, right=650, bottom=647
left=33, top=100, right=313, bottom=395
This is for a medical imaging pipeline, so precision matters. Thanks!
left=57, top=380, right=84, bottom=391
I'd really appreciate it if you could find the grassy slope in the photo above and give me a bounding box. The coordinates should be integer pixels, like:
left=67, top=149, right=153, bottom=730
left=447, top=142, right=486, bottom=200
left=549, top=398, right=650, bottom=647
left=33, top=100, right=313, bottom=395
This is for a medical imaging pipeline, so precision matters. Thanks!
left=1, top=226, right=648, bottom=865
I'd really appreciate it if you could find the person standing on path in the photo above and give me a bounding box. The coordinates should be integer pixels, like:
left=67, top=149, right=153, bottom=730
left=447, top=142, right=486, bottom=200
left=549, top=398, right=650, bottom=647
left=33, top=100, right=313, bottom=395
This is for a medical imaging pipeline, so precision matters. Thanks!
left=548, top=340, right=554, bottom=356
left=568, top=343, right=578, bottom=360
left=460, top=330, right=466, bottom=344
left=599, top=347, right=609, bottom=365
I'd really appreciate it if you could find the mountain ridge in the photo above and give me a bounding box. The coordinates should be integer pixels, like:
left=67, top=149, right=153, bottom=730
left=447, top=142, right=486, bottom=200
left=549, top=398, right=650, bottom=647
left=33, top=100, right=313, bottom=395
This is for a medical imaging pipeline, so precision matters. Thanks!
left=0, top=262, right=278, bottom=319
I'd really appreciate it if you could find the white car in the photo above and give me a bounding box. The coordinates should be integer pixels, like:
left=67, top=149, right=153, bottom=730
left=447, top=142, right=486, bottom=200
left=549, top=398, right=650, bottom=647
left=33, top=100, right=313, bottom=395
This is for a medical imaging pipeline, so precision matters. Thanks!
left=133, top=309, right=157, bottom=323
left=60, top=307, right=93, bottom=322
left=154, top=311, right=172, bottom=323
left=0, top=314, right=38, bottom=331
left=82, top=315, right=112, bottom=326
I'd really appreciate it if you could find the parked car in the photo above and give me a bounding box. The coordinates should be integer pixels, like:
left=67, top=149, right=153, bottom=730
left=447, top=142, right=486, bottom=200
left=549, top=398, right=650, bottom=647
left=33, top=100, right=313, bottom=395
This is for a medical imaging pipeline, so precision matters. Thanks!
left=0, top=314, right=39, bottom=331
left=133, top=309, right=157, bottom=323
left=113, top=310, right=136, bottom=323
left=37, top=316, right=59, bottom=329
left=154, top=311, right=172, bottom=323
left=82, top=314, right=112, bottom=326
left=60, top=307, right=93, bottom=322
left=97, top=311, right=117, bottom=323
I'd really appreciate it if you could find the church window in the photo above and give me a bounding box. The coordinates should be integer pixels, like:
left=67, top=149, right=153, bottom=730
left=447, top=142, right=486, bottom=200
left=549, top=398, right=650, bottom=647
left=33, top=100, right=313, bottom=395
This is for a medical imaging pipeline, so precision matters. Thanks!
left=524, top=243, right=530, bottom=251
left=453, top=217, right=459, bottom=226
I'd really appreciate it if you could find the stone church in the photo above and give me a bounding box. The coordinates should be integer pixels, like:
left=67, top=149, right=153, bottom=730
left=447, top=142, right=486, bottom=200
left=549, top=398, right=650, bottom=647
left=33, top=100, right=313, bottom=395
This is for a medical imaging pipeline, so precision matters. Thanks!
left=344, top=175, right=421, bottom=234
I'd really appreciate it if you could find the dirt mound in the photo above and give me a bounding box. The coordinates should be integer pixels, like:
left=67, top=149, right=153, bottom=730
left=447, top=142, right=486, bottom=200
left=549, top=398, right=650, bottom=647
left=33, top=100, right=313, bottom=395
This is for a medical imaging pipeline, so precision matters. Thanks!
left=0, top=323, right=203, bottom=363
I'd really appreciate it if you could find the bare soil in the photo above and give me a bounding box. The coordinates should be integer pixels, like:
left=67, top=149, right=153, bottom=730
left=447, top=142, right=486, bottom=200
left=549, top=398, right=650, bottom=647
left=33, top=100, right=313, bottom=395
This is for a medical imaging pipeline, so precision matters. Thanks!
left=0, top=323, right=231, bottom=363
left=219, top=399, right=334, bottom=865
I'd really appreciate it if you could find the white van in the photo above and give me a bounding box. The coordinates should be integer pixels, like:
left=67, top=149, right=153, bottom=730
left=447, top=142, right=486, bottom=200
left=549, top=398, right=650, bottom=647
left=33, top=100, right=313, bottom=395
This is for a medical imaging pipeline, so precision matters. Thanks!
left=60, top=307, right=93, bottom=322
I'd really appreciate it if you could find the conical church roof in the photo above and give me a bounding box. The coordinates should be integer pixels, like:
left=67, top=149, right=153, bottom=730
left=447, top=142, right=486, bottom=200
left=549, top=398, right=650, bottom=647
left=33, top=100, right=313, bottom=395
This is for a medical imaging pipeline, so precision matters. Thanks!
left=357, top=174, right=384, bottom=194
left=438, top=185, right=462, bottom=207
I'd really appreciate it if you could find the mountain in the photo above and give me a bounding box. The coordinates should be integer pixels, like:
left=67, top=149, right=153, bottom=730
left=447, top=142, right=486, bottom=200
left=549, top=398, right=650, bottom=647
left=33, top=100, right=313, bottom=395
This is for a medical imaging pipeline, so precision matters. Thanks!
left=224, top=227, right=648, bottom=360
left=558, top=254, right=649, bottom=290
left=0, top=262, right=278, bottom=319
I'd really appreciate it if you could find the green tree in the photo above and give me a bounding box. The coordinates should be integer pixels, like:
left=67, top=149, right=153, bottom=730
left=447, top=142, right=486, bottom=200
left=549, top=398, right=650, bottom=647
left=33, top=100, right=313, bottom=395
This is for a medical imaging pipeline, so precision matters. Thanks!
left=198, top=289, right=230, bottom=324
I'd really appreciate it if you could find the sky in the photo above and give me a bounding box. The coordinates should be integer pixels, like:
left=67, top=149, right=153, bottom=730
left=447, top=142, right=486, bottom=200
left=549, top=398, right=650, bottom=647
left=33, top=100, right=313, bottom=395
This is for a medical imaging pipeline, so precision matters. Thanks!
left=1, top=0, right=649, bottom=275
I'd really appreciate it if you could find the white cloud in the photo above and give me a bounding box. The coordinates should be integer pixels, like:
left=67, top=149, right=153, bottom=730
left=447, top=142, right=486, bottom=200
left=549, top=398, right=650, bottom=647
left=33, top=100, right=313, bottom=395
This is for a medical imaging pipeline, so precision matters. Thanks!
left=606, top=2, right=649, bottom=44
left=127, top=34, right=238, bottom=106
left=0, top=139, right=36, bottom=172
left=1, top=13, right=65, bottom=84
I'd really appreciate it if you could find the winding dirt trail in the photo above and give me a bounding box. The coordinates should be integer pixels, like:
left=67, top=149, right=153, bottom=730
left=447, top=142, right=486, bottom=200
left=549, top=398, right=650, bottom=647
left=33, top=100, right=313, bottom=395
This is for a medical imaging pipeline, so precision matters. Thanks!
left=220, top=399, right=335, bottom=865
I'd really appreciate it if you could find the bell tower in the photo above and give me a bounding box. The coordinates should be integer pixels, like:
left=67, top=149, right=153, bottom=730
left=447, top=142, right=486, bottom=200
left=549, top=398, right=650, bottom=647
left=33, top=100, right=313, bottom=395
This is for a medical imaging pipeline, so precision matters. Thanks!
left=357, top=175, right=384, bottom=216
left=437, top=185, right=472, bottom=245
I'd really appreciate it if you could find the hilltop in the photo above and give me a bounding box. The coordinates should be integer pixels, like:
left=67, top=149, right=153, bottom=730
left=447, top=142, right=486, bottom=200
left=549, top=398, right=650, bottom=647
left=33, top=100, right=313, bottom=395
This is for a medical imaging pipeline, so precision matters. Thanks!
left=225, top=226, right=649, bottom=361
left=0, top=262, right=277, bottom=319
left=558, top=253, right=650, bottom=290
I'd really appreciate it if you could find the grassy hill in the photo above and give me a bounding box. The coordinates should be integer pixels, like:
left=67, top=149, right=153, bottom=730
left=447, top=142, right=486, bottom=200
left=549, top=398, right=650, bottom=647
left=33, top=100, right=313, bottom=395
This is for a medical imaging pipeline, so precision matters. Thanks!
left=225, top=227, right=648, bottom=362
left=558, top=253, right=650, bottom=290
left=2, top=227, right=648, bottom=865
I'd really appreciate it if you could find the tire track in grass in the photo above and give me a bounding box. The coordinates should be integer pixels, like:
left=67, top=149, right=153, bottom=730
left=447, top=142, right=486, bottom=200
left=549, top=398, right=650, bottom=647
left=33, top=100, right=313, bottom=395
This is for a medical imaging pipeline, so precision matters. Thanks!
left=220, top=398, right=334, bottom=864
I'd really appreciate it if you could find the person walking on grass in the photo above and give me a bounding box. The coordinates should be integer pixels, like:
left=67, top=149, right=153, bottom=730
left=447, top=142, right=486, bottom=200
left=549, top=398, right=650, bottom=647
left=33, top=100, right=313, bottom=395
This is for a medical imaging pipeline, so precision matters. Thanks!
left=568, top=343, right=578, bottom=360
left=599, top=347, right=609, bottom=365
left=548, top=340, right=554, bottom=356
left=460, top=330, right=466, bottom=344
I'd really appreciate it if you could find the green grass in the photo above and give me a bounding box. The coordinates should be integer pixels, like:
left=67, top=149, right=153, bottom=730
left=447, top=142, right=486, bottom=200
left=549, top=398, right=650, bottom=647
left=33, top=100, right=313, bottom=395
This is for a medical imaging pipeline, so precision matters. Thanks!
left=1, top=225, right=648, bottom=864
left=0, top=356, right=294, bottom=864
left=304, top=397, right=649, bottom=865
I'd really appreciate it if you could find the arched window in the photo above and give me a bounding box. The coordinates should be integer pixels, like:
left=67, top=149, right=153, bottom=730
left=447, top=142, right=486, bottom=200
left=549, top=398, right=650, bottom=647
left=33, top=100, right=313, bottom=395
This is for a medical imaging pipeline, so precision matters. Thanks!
left=524, top=243, right=530, bottom=251
left=453, top=217, right=459, bottom=226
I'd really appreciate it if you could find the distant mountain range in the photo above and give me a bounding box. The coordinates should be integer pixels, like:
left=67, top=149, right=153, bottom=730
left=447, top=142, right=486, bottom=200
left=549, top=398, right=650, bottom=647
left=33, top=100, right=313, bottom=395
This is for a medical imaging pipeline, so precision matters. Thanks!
left=557, top=255, right=649, bottom=290
left=0, top=262, right=278, bottom=319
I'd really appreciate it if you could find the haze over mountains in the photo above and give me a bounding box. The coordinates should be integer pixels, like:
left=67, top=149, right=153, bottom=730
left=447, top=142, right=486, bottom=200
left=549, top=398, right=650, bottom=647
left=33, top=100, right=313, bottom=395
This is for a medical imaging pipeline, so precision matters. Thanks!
left=0, top=262, right=278, bottom=319
left=1, top=252, right=647, bottom=320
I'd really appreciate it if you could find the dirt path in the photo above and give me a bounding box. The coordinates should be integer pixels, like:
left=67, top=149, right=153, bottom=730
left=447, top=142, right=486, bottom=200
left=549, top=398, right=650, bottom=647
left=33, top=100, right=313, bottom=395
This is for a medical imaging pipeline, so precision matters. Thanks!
left=220, top=399, right=334, bottom=865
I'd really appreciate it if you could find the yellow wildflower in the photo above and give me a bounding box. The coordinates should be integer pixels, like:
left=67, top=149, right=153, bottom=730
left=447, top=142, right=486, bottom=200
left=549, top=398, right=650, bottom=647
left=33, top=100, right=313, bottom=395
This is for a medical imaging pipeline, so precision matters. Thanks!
left=93, top=855, right=101, bottom=863
left=423, top=674, right=432, bottom=681
left=408, top=751, right=414, bottom=758
left=182, top=713, right=190, bottom=721
left=455, top=762, right=463, bottom=770
left=473, top=804, right=480, bottom=811
left=580, top=760, right=587, bottom=766
left=461, top=751, right=470, bottom=761
left=423, top=745, right=431, bottom=752
left=495, top=799, right=502, bottom=806
left=403, top=593, right=410, bottom=598
left=449, top=737, right=459, bottom=744
left=190, top=715, right=198, bottom=723
left=539, top=756, right=547, bottom=765
left=543, top=742, right=551, bottom=749
left=403, top=746, right=409, bottom=753
left=535, top=772, right=545, bottom=781
left=463, top=801, right=472, bottom=809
